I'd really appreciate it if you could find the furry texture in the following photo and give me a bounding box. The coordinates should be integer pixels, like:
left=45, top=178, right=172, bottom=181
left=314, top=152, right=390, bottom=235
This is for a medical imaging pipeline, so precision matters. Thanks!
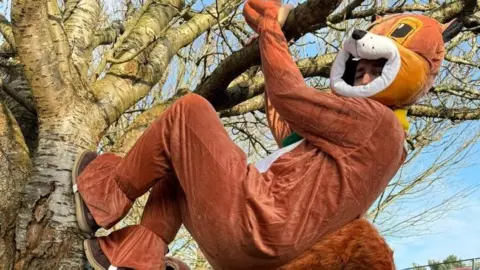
left=370, top=14, right=445, bottom=75
left=278, top=219, right=395, bottom=270
left=368, top=14, right=447, bottom=106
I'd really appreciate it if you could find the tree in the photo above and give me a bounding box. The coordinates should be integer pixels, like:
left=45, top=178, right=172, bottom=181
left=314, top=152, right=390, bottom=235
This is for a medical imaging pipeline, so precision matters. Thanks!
left=412, top=263, right=427, bottom=270
left=430, top=255, right=467, bottom=270
left=0, top=0, right=479, bottom=268
left=412, top=254, right=469, bottom=270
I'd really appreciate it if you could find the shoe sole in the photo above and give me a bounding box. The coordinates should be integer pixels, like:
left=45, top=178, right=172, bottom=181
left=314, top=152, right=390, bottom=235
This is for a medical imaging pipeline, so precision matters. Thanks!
left=72, top=150, right=94, bottom=235
left=84, top=239, right=106, bottom=270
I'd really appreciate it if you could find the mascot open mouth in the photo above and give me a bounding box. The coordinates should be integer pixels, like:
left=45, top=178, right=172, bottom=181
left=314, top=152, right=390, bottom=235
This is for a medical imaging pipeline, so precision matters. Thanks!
left=330, top=29, right=401, bottom=98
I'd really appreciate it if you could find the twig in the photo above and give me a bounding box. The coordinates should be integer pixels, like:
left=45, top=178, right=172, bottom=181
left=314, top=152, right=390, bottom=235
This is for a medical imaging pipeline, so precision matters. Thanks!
left=90, top=0, right=155, bottom=82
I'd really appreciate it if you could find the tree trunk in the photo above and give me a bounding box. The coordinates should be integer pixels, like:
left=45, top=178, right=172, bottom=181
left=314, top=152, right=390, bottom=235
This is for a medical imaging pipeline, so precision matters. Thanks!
left=10, top=1, right=108, bottom=267
left=14, top=103, right=105, bottom=269
left=0, top=101, right=30, bottom=270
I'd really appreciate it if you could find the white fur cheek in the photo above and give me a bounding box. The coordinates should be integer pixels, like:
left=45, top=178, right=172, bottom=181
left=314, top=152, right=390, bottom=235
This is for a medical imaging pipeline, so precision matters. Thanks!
left=330, top=50, right=350, bottom=82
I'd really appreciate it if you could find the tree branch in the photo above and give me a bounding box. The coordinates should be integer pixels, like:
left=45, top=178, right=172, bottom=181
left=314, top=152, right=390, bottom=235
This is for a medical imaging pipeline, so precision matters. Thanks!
left=92, top=0, right=242, bottom=125
left=219, top=92, right=480, bottom=122
left=91, top=21, right=125, bottom=48
left=408, top=104, right=480, bottom=121
left=444, top=54, right=480, bottom=68
left=0, top=78, right=36, bottom=115
left=12, top=0, right=77, bottom=113
left=215, top=53, right=335, bottom=110
left=219, top=94, right=264, bottom=118
left=0, top=65, right=38, bottom=152
left=91, top=0, right=184, bottom=81
left=0, top=14, right=16, bottom=53
left=195, top=0, right=343, bottom=105
left=432, top=84, right=480, bottom=100
left=64, top=0, right=101, bottom=77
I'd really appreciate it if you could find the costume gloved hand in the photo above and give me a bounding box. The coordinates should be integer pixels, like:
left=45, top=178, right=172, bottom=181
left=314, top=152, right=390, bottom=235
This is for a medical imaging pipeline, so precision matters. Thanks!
left=243, top=0, right=293, bottom=34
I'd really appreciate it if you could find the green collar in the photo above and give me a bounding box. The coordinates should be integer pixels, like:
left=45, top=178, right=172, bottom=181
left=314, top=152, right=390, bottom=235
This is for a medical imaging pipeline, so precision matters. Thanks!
left=281, top=132, right=303, bottom=147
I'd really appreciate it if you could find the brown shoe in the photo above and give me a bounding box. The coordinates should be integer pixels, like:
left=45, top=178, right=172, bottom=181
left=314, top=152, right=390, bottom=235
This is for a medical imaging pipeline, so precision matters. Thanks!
left=165, top=257, right=191, bottom=270
left=84, top=238, right=133, bottom=270
left=72, top=150, right=100, bottom=235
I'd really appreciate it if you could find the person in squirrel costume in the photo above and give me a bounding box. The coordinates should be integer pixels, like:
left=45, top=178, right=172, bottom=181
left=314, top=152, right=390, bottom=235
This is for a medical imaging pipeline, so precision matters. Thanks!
left=71, top=0, right=452, bottom=268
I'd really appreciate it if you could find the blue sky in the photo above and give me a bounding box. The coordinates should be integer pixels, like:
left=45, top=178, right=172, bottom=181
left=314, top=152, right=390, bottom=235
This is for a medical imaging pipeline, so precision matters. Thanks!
left=390, top=200, right=480, bottom=268
left=388, top=148, right=480, bottom=268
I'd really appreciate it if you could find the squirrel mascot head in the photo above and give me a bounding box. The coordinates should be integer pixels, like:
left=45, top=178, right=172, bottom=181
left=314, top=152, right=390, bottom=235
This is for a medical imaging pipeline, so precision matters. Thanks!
left=330, top=14, right=455, bottom=130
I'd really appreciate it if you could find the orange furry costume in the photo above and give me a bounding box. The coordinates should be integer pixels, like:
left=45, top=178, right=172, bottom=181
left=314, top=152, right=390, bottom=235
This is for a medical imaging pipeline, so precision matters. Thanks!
left=71, top=1, right=450, bottom=269
left=244, top=1, right=450, bottom=268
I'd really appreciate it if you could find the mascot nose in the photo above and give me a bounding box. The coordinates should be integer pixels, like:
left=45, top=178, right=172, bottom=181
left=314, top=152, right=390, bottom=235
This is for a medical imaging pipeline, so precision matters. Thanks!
left=352, top=29, right=367, bottom=40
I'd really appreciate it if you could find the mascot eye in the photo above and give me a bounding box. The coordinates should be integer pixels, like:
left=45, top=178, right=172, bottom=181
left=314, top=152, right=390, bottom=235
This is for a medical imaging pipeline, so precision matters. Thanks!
left=390, top=23, right=414, bottom=38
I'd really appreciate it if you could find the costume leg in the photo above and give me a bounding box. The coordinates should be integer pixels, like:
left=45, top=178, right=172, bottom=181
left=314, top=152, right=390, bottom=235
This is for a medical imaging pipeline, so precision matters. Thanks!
left=96, top=176, right=182, bottom=269
left=77, top=93, right=251, bottom=267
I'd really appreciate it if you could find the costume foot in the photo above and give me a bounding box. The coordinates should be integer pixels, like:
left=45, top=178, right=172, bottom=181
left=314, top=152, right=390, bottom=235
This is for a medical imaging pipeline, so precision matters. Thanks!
left=84, top=238, right=132, bottom=270
left=72, top=150, right=100, bottom=234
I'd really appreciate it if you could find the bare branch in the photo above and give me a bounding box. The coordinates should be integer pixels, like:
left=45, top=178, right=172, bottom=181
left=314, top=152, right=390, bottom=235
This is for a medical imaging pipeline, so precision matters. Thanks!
left=91, top=21, right=125, bottom=48
left=0, top=78, right=36, bottom=115
left=0, top=65, right=38, bottom=152
left=105, top=5, right=193, bottom=65
left=215, top=53, right=335, bottom=110
left=64, top=0, right=101, bottom=77
left=409, top=104, right=480, bottom=121
left=91, top=0, right=184, bottom=81
left=92, top=0, right=242, bottom=125
left=444, top=54, right=480, bottom=68
left=0, top=14, right=16, bottom=53
left=218, top=91, right=480, bottom=123
left=432, top=84, right=480, bottom=100
left=12, top=0, right=77, bottom=112
left=219, top=94, right=264, bottom=118
left=195, top=0, right=343, bottom=104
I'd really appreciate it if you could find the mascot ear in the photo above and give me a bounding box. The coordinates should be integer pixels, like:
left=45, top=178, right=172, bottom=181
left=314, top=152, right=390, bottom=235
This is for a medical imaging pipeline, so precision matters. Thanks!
left=441, top=18, right=463, bottom=42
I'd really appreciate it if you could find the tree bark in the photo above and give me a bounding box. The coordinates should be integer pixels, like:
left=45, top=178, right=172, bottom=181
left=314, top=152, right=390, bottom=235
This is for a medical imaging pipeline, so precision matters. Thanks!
left=0, top=101, right=30, bottom=270
left=64, top=0, right=101, bottom=77
left=14, top=113, right=103, bottom=269
left=11, top=1, right=107, bottom=268
left=0, top=66, right=38, bottom=152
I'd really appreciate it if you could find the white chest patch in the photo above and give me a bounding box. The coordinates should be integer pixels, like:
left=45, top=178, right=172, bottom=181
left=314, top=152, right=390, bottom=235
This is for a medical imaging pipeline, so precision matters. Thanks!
left=254, top=139, right=305, bottom=173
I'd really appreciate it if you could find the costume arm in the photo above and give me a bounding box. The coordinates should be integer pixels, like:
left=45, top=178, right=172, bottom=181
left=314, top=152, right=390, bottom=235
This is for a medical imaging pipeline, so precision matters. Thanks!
left=243, top=0, right=401, bottom=155
left=265, top=91, right=292, bottom=147
left=256, top=8, right=397, bottom=155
